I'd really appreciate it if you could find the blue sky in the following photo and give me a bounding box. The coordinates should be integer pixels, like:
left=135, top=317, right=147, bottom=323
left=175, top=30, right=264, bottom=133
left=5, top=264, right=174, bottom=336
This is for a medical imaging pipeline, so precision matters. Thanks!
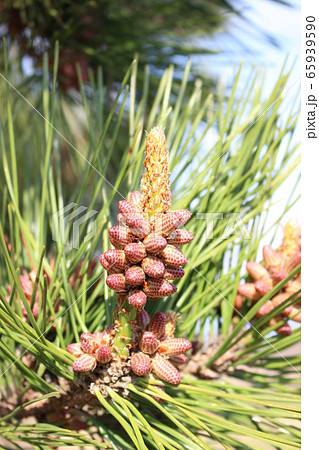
left=204, top=0, right=301, bottom=250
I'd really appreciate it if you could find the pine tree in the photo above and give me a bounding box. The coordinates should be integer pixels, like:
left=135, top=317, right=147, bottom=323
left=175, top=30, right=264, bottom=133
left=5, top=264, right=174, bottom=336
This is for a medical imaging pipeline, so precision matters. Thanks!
left=0, top=45, right=300, bottom=449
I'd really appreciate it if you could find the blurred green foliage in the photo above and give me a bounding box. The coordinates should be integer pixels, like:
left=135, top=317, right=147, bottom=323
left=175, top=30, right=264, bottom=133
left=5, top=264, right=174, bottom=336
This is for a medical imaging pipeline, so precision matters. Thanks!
left=0, top=0, right=290, bottom=90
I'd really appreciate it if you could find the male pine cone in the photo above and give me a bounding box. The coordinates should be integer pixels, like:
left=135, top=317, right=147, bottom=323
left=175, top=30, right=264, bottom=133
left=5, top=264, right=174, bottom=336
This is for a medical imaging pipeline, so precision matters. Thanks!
left=100, top=127, right=194, bottom=305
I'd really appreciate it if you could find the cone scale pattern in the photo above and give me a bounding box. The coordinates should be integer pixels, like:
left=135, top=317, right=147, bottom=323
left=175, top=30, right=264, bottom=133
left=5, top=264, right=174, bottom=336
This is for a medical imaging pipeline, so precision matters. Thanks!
left=131, top=353, right=151, bottom=376
left=124, top=242, right=146, bottom=263
left=151, top=353, right=181, bottom=385
left=143, top=278, right=177, bottom=299
left=142, top=256, right=165, bottom=278
left=159, top=338, right=192, bottom=356
left=96, top=345, right=112, bottom=363
left=128, top=290, right=147, bottom=310
left=80, top=333, right=98, bottom=353
left=66, top=343, right=83, bottom=357
left=143, top=234, right=167, bottom=254
left=73, top=354, right=97, bottom=373
left=136, top=309, right=151, bottom=329
left=166, top=229, right=194, bottom=245
left=149, top=312, right=166, bottom=339
left=139, top=331, right=159, bottom=355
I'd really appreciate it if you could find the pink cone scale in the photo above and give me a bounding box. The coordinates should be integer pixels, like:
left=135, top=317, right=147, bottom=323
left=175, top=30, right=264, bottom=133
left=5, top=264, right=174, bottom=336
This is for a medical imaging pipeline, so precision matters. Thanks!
left=143, top=234, right=167, bottom=254
left=269, top=317, right=292, bottom=336
left=154, top=213, right=180, bottom=237
left=124, top=242, right=146, bottom=263
left=136, top=309, right=151, bottom=328
left=125, top=215, right=150, bottom=238
left=66, top=343, right=83, bottom=357
left=172, top=209, right=192, bottom=228
left=73, top=354, right=96, bottom=372
left=169, top=354, right=188, bottom=365
left=139, top=331, right=159, bottom=354
left=277, top=323, right=292, bottom=336
left=159, top=338, right=192, bottom=356
left=246, top=261, right=269, bottom=281
left=80, top=333, right=97, bottom=353
left=237, top=283, right=260, bottom=301
left=142, top=278, right=177, bottom=299
left=160, top=245, right=187, bottom=267
left=104, top=249, right=127, bottom=270
left=106, top=273, right=128, bottom=293
left=149, top=312, right=166, bottom=339
left=99, top=254, right=110, bottom=271
left=255, top=278, right=273, bottom=296
left=285, top=279, right=301, bottom=295
left=141, top=256, right=165, bottom=278
left=272, top=293, right=293, bottom=316
left=285, top=251, right=301, bottom=272
left=166, top=229, right=194, bottom=246
left=108, top=225, right=136, bottom=247
left=96, top=345, right=112, bottom=364
left=234, top=294, right=243, bottom=310
left=256, top=301, right=274, bottom=317
left=263, top=245, right=282, bottom=269
left=128, top=290, right=147, bottom=310
left=130, top=352, right=151, bottom=376
left=151, top=353, right=181, bottom=385
left=118, top=200, right=138, bottom=215
left=164, top=266, right=185, bottom=280
left=125, top=266, right=145, bottom=287
left=270, top=268, right=289, bottom=284
left=99, top=254, right=122, bottom=275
